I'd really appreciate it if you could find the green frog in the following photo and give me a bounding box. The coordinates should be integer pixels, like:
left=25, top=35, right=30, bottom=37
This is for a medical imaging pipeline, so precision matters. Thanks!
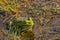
left=8, top=17, right=34, bottom=35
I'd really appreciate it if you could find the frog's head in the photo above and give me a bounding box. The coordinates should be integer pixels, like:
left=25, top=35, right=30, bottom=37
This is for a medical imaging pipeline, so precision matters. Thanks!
left=25, top=17, right=34, bottom=26
left=9, top=17, right=34, bottom=27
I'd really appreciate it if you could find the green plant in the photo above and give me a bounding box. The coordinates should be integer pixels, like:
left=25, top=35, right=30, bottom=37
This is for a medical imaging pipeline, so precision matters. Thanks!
left=51, top=7, right=60, bottom=13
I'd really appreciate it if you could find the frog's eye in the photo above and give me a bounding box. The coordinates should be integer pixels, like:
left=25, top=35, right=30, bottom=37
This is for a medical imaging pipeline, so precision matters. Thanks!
left=28, top=18, right=30, bottom=20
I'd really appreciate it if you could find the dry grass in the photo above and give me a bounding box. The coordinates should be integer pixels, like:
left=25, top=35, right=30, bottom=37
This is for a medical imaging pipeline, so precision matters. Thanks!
left=0, top=0, right=60, bottom=40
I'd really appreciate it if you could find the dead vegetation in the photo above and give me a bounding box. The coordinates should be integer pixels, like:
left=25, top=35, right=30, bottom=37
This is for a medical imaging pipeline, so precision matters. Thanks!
left=0, top=0, right=60, bottom=40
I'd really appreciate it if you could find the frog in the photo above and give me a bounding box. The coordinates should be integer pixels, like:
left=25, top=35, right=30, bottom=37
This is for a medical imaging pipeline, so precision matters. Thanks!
left=8, top=17, right=34, bottom=35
